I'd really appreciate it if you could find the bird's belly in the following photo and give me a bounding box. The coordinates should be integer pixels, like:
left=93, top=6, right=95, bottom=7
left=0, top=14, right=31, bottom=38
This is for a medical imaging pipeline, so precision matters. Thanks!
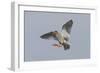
left=56, top=33, right=64, bottom=44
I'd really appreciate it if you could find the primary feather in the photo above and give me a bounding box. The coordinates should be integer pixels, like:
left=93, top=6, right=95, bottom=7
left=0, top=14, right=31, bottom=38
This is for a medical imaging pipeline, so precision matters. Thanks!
left=40, top=32, right=57, bottom=40
left=62, top=19, right=73, bottom=34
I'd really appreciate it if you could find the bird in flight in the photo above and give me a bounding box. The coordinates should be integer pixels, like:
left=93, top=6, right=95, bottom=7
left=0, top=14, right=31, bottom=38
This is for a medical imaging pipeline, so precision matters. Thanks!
left=40, top=19, right=73, bottom=50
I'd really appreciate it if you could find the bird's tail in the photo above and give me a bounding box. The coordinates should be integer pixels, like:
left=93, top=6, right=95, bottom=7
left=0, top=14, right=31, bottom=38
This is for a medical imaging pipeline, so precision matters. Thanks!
left=63, top=43, right=70, bottom=50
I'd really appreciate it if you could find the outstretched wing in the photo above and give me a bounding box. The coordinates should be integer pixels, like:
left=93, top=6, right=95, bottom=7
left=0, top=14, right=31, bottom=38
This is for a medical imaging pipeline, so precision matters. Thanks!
left=62, top=19, right=73, bottom=34
left=61, top=20, right=73, bottom=40
left=40, top=32, right=57, bottom=40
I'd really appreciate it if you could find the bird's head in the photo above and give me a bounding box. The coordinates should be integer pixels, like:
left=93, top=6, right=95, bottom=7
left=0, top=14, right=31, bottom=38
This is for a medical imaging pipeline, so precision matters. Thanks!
left=54, top=31, right=58, bottom=34
left=52, top=31, right=58, bottom=36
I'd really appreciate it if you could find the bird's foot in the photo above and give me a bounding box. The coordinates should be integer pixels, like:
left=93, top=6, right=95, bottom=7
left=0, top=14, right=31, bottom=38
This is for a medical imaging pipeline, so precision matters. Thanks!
left=52, top=44, right=62, bottom=48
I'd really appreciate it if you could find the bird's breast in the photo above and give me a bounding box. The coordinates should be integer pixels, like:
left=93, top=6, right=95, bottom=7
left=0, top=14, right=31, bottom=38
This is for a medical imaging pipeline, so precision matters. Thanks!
left=56, top=32, right=64, bottom=44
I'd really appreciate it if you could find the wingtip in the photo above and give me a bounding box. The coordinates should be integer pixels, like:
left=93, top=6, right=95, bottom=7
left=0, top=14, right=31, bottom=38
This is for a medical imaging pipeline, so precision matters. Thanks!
left=69, top=19, right=73, bottom=24
left=40, top=35, right=44, bottom=39
left=40, top=35, right=42, bottom=38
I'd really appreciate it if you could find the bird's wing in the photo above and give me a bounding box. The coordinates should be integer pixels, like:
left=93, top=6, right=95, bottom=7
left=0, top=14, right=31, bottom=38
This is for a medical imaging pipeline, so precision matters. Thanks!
left=61, top=20, right=73, bottom=39
left=40, top=32, right=57, bottom=40
left=62, top=19, right=73, bottom=34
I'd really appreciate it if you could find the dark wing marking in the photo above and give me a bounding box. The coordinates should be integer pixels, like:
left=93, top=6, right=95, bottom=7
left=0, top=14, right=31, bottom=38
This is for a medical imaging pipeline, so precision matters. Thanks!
left=40, top=32, right=57, bottom=40
left=62, top=19, right=73, bottom=34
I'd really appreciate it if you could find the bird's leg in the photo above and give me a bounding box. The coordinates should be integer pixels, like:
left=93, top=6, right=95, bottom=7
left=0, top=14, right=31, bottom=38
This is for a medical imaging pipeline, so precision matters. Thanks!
left=58, top=44, right=62, bottom=47
left=52, top=43, right=62, bottom=48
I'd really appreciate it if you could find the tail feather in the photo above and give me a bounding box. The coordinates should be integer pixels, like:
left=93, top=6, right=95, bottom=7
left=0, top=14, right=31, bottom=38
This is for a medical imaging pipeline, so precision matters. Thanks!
left=63, top=43, right=70, bottom=50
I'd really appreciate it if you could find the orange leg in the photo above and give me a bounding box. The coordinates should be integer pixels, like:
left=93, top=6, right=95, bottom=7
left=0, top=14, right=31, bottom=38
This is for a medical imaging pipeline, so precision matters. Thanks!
left=52, top=44, right=62, bottom=48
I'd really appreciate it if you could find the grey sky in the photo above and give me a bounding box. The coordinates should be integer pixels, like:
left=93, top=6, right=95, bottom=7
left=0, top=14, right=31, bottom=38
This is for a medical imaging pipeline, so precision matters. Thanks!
left=24, top=11, right=90, bottom=61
